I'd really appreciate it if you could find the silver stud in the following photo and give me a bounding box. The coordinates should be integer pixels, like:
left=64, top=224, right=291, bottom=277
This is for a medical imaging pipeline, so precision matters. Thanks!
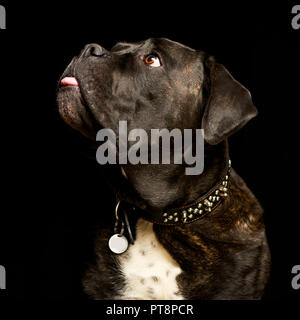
left=188, top=214, right=193, bottom=219
left=199, top=209, right=203, bottom=214
left=198, top=203, right=202, bottom=208
left=215, top=190, right=219, bottom=195
left=164, top=218, right=168, bottom=223
left=174, top=217, right=179, bottom=222
left=212, top=196, right=216, bottom=202
left=188, top=208, right=193, bottom=213
left=207, top=207, right=212, bottom=212
left=163, top=213, right=168, bottom=217
left=225, top=175, right=229, bottom=180
left=193, top=208, right=198, bottom=214
left=204, top=200, right=212, bottom=207
left=182, top=211, right=187, bottom=218
left=223, top=192, right=228, bottom=197
left=174, top=212, right=178, bottom=216
left=216, top=196, right=220, bottom=201
left=168, top=215, right=173, bottom=220
left=229, top=160, right=231, bottom=167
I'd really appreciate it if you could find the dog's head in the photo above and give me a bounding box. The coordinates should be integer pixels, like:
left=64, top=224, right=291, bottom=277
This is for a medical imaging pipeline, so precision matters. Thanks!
left=57, top=38, right=257, bottom=210
left=57, top=38, right=257, bottom=145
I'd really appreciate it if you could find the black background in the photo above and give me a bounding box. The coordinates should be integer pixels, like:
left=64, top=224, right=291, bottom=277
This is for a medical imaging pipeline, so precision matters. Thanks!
left=0, top=1, right=299, bottom=302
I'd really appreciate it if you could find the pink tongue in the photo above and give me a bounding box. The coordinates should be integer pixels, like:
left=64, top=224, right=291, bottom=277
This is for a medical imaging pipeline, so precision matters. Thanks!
left=61, top=77, right=79, bottom=87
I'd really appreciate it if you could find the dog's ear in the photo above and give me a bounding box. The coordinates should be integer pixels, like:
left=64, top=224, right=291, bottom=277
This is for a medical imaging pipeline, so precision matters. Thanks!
left=201, top=57, right=257, bottom=145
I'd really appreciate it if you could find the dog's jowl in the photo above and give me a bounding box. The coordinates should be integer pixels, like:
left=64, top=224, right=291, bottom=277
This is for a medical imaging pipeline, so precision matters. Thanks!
left=57, top=38, right=270, bottom=299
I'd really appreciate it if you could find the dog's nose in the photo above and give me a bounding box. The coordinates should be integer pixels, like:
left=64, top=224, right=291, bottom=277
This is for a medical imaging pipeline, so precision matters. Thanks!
left=80, top=43, right=107, bottom=58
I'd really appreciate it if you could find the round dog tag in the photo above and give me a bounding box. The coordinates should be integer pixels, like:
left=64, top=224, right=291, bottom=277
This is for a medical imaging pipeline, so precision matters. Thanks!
left=108, top=234, right=128, bottom=254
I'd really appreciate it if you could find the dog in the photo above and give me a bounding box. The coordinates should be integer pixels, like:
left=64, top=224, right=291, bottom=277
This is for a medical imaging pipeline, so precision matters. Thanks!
left=57, top=38, right=270, bottom=299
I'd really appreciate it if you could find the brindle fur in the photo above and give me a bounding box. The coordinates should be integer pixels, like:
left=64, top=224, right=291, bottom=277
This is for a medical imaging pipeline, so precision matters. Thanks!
left=57, top=38, right=270, bottom=299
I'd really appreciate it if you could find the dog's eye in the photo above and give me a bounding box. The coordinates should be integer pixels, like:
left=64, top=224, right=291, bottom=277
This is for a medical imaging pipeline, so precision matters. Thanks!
left=144, top=54, right=161, bottom=67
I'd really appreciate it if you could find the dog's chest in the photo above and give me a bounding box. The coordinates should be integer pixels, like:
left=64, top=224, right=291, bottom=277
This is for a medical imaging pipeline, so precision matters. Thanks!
left=117, top=219, right=184, bottom=300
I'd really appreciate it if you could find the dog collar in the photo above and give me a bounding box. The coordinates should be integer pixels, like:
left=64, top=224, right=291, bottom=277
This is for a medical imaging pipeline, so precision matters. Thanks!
left=109, top=158, right=231, bottom=253
left=136, top=159, right=231, bottom=226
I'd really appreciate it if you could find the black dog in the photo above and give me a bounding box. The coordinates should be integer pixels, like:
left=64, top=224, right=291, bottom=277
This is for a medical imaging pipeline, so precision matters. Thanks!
left=57, top=38, right=270, bottom=299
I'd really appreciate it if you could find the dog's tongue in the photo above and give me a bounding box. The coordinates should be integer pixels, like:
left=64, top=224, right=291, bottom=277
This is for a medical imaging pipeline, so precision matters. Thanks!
left=60, top=77, right=79, bottom=87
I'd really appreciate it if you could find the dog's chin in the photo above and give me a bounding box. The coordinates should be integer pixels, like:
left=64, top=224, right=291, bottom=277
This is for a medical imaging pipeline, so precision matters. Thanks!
left=57, top=86, right=98, bottom=140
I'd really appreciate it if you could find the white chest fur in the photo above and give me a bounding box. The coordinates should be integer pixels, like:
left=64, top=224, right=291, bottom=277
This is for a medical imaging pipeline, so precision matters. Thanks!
left=117, top=219, right=184, bottom=300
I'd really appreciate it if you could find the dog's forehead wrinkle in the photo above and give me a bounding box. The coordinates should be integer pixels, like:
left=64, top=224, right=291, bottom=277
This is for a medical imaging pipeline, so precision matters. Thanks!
left=155, top=38, right=195, bottom=51
left=111, top=38, right=195, bottom=59
left=111, top=38, right=163, bottom=57
left=111, top=41, right=144, bottom=55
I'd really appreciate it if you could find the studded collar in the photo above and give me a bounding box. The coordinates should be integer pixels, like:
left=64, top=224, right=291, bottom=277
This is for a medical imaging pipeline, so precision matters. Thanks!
left=111, top=155, right=231, bottom=252
left=130, top=158, right=231, bottom=226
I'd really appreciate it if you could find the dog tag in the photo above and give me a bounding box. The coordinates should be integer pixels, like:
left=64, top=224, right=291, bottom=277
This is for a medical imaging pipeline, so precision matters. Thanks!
left=108, top=234, right=128, bottom=254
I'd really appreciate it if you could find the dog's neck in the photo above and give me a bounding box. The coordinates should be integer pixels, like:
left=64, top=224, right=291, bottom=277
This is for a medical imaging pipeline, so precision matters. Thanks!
left=113, top=140, right=229, bottom=222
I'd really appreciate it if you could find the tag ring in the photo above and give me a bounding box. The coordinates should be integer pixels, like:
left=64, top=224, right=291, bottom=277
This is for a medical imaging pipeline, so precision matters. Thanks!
left=114, top=200, right=124, bottom=236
